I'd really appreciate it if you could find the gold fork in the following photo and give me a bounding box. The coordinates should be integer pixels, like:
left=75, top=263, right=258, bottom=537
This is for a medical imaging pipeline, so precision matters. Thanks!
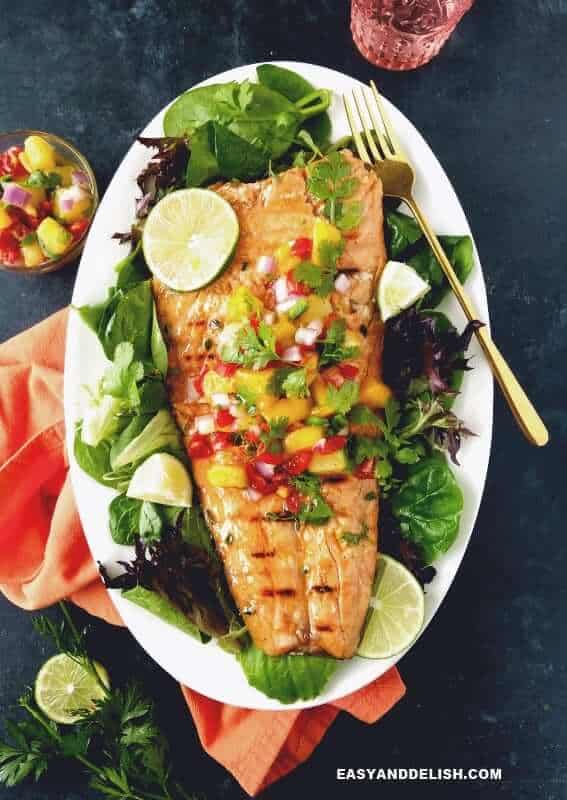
left=344, top=82, right=549, bottom=447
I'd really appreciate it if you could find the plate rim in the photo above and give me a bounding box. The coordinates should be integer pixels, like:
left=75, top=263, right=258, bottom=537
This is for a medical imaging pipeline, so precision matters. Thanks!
left=64, top=60, right=493, bottom=710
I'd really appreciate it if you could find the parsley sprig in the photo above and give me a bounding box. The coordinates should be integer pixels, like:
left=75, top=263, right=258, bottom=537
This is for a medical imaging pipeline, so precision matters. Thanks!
left=0, top=604, right=199, bottom=800
left=307, top=151, right=362, bottom=231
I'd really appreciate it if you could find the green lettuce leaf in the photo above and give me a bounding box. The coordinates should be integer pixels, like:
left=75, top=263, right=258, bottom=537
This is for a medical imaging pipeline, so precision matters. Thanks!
left=239, top=645, right=337, bottom=704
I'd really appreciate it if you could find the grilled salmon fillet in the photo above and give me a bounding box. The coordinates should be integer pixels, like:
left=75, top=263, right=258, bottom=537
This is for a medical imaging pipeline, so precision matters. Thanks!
left=153, top=152, right=387, bottom=658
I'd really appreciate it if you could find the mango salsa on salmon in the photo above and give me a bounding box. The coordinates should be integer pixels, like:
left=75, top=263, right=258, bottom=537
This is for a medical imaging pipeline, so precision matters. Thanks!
left=152, top=151, right=388, bottom=658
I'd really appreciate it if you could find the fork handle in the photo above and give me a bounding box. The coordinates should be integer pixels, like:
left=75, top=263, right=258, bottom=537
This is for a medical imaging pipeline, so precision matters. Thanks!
left=406, top=197, right=549, bottom=447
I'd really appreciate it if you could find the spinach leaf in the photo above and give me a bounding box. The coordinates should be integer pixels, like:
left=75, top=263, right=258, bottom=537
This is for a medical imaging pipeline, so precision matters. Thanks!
left=392, top=454, right=464, bottom=563
left=109, top=495, right=142, bottom=545
left=256, top=63, right=332, bottom=148
left=137, top=380, right=168, bottom=414
left=386, top=210, right=423, bottom=258
left=103, top=280, right=154, bottom=361
left=115, top=241, right=149, bottom=290
left=164, top=80, right=330, bottom=162
left=73, top=426, right=128, bottom=489
left=186, top=121, right=267, bottom=186
left=409, top=235, right=474, bottom=309
left=239, top=644, right=336, bottom=704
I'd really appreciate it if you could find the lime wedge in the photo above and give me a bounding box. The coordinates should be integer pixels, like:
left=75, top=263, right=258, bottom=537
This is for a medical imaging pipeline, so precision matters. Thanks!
left=377, top=260, right=430, bottom=322
left=127, top=452, right=192, bottom=507
left=142, top=188, right=239, bottom=291
left=35, top=653, right=109, bottom=724
left=357, top=554, right=425, bottom=659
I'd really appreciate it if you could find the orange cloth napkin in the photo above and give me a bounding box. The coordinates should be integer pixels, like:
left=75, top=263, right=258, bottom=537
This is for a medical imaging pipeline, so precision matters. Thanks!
left=0, top=309, right=405, bottom=797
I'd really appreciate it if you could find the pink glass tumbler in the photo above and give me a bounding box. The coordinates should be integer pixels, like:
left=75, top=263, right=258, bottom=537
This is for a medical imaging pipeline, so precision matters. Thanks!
left=351, top=0, right=475, bottom=71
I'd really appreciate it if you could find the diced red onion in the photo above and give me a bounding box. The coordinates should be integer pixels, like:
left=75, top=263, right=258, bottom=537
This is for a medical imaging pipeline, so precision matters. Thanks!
left=2, top=183, right=31, bottom=209
left=185, top=377, right=200, bottom=402
left=59, top=184, right=88, bottom=212
left=257, top=255, right=276, bottom=274
left=295, top=326, right=319, bottom=347
left=306, top=318, right=323, bottom=336
left=281, top=345, right=303, bottom=363
left=195, top=414, right=215, bottom=434
left=276, top=296, right=302, bottom=314
left=337, top=427, right=349, bottom=436
left=71, top=170, right=89, bottom=187
left=314, top=438, right=327, bottom=451
left=245, top=487, right=263, bottom=502
left=255, top=460, right=276, bottom=479
left=263, top=312, right=275, bottom=325
left=273, top=277, right=289, bottom=304
left=334, top=273, right=351, bottom=294
left=211, top=392, right=231, bottom=407
left=229, top=403, right=242, bottom=418
left=249, top=424, right=261, bottom=436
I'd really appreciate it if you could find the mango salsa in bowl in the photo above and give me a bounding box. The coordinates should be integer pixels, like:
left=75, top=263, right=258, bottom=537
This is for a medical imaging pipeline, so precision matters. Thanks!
left=0, top=131, right=98, bottom=274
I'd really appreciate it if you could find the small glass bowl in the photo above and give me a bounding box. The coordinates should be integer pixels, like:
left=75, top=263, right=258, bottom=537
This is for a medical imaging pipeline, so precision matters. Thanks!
left=0, top=130, right=99, bottom=275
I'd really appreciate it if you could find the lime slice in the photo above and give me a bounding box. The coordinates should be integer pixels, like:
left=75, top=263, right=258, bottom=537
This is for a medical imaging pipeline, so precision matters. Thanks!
left=127, top=452, right=193, bottom=507
left=357, top=554, right=425, bottom=659
left=142, top=188, right=239, bottom=291
left=35, top=653, right=109, bottom=724
left=377, top=260, right=430, bottom=322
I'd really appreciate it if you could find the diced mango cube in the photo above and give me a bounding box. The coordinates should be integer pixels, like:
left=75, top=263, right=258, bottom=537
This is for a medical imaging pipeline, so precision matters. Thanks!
left=301, top=294, right=332, bottom=324
left=275, top=243, right=301, bottom=274
left=235, top=368, right=275, bottom=400
left=202, top=371, right=235, bottom=397
left=21, top=240, right=45, bottom=268
left=37, top=217, right=72, bottom=258
left=272, top=317, right=296, bottom=349
left=310, top=449, right=348, bottom=475
left=263, top=397, right=312, bottom=425
left=311, top=376, right=329, bottom=407
left=24, top=135, right=56, bottom=172
left=22, top=185, right=46, bottom=208
left=207, top=464, right=248, bottom=489
left=304, top=353, right=319, bottom=385
left=359, top=378, right=392, bottom=409
left=226, top=286, right=264, bottom=323
left=284, top=426, right=324, bottom=453
left=52, top=165, right=75, bottom=187
left=0, top=205, right=12, bottom=231
left=312, top=218, right=342, bottom=266
left=52, top=186, right=92, bottom=224
left=18, top=151, right=33, bottom=173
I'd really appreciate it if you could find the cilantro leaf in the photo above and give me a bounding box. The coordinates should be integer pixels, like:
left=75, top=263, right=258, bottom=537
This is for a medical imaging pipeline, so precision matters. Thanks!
left=25, top=170, right=62, bottom=189
left=294, top=239, right=344, bottom=298
left=319, top=319, right=359, bottom=367
left=270, top=367, right=309, bottom=398
left=307, top=151, right=361, bottom=230
left=342, top=523, right=369, bottom=545
left=327, top=380, right=359, bottom=414
left=259, top=417, right=288, bottom=453
left=349, top=404, right=381, bottom=427
left=291, top=473, right=333, bottom=524
left=221, top=322, right=278, bottom=369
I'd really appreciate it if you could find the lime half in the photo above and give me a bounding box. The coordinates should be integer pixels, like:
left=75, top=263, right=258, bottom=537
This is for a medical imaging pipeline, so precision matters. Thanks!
left=377, top=260, right=430, bottom=322
left=143, top=188, right=239, bottom=291
left=35, top=653, right=109, bottom=724
left=357, top=554, right=425, bottom=659
left=127, top=452, right=193, bottom=507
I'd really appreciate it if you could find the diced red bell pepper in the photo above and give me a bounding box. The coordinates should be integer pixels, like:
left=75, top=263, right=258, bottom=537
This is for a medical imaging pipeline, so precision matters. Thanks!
left=315, top=436, right=347, bottom=455
left=284, top=449, right=313, bottom=476
left=0, top=229, right=21, bottom=265
left=245, top=461, right=274, bottom=495
left=287, top=276, right=310, bottom=296
left=291, top=237, right=312, bottom=260
left=255, top=451, right=285, bottom=466
left=249, top=315, right=259, bottom=333
left=211, top=431, right=234, bottom=451
left=0, top=146, right=28, bottom=179
left=69, top=218, right=90, bottom=241
left=324, top=367, right=345, bottom=388
left=215, top=361, right=239, bottom=377
left=339, top=363, right=359, bottom=380
left=187, top=433, right=213, bottom=460
left=355, top=458, right=375, bottom=479
left=286, top=487, right=302, bottom=514
left=215, top=408, right=235, bottom=428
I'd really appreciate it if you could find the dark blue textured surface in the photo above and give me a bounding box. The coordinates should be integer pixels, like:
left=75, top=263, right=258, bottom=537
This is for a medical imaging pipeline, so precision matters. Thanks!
left=1, top=1, right=565, bottom=798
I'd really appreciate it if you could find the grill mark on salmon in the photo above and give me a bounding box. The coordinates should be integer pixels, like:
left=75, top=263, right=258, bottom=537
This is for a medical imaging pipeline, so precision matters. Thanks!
left=153, top=151, right=387, bottom=658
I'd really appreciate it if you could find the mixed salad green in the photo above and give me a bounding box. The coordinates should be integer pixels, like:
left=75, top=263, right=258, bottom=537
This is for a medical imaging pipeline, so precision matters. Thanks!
left=74, top=65, right=479, bottom=704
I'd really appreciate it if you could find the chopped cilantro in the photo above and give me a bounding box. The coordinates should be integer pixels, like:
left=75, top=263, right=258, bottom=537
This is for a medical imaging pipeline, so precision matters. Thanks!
left=349, top=404, right=381, bottom=427
left=270, top=367, right=309, bottom=399
left=326, top=380, right=359, bottom=414
left=307, top=151, right=361, bottom=230
left=342, top=523, right=369, bottom=545
left=220, top=322, right=277, bottom=370
left=260, top=417, right=288, bottom=453
left=25, top=170, right=62, bottom=189
left=319, top=319, right=359, bottom=367
left=290, top=473, right=333, bottom=524
left=294, top=239, right=344, bottom=298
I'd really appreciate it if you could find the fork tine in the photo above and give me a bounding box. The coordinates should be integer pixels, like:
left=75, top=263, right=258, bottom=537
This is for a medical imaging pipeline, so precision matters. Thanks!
left=362, top=87, right=393, bottom=160
left=369, top=80, right=403, bottom=156
left=351, top=89, right=382, bottom=162
left=343, top=95, right=371, bottom=164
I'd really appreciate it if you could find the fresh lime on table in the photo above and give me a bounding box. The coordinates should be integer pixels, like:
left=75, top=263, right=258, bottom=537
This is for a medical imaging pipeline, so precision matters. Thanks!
left=127, top=452, right=193, bottom=507
left=34, top=653, right=109, bottom=724
left=142, top=188, right=239, bottom=291
left=377, top=259, right=430, bottom=322
left=357, top=553, right=425, bottom=659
